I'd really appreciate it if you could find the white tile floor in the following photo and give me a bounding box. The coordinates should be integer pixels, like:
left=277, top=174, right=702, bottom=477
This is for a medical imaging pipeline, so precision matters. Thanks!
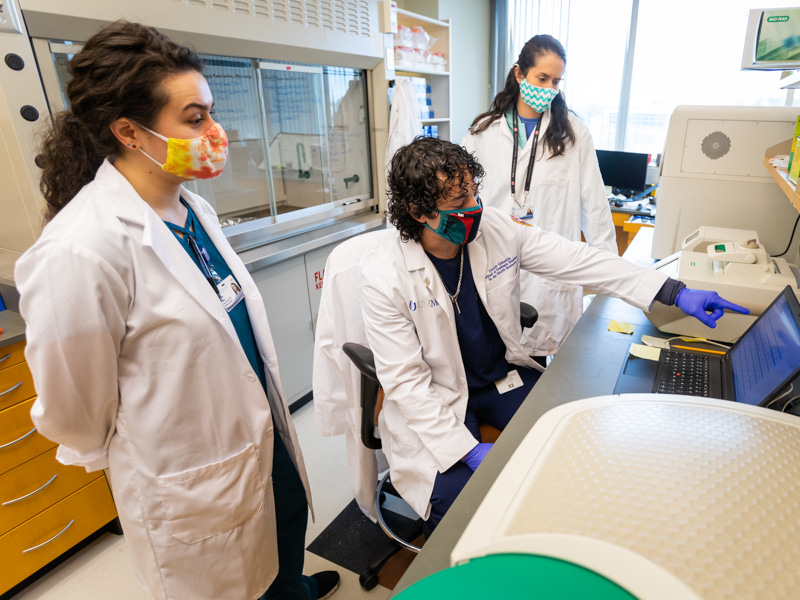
left=9, top=402, right=391, bottom=600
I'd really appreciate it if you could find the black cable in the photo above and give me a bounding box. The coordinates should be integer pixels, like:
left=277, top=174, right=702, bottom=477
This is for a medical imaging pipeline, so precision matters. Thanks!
left=773, top=213, right=800, bottom=257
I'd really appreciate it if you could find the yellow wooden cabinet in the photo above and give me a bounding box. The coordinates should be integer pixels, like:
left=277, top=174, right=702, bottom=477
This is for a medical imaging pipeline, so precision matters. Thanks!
left=0, top=340, right=118, bottom=595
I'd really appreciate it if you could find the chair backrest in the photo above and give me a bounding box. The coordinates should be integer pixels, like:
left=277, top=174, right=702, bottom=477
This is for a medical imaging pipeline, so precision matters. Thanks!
left=342, top=343, right=382, bottom=450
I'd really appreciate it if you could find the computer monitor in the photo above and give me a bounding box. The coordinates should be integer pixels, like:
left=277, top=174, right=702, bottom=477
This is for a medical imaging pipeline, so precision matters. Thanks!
left=595, top=150, right=648, bottom=197
left=742, top=7, right=800, bottom=70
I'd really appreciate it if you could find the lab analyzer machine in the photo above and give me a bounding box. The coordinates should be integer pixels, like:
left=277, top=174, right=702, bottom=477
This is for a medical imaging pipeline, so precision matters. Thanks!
left=652, top=105, right=800, bottom=262
left=646, top=226, right=800, bottom=342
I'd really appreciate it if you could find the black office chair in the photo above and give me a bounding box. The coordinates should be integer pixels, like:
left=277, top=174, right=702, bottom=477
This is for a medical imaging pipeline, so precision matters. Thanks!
left=342, top=302, right=538, bottom=590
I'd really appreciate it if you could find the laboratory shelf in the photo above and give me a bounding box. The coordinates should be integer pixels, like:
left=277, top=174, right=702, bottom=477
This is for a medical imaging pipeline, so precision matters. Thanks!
left=396, top=8, right=450, bottom=29
left=763, top=155, right=800, bottom=213
left=394, top=66, right=450, bottom=77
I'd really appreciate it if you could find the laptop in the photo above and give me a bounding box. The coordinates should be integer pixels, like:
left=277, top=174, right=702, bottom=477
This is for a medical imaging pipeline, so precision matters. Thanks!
left=613, top=285, right=800, bottom=408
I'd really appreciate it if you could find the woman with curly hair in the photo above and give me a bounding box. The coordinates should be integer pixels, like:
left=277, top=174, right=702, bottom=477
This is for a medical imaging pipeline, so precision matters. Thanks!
left=15, top=21, right=338, bottom=600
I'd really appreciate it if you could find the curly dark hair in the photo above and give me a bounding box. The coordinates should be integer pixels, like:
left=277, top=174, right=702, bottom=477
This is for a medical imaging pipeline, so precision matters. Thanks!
left=469, top=34, right=575, bottom=158
left=387, top=137, right=485, bottom=243
left=38, top=21, right=203, bottom=222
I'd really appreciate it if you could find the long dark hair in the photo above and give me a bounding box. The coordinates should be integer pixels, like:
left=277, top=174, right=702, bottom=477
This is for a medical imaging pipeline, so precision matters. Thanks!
left=469, top=34, right=574, bottom=158
left=387, top=137, right=485, bottom=243
left=37, top=21, right=203, bottom=221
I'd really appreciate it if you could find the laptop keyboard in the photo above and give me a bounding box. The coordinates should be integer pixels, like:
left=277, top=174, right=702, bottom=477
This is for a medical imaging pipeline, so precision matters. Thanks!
left=656, top=350, right=711, bottom=396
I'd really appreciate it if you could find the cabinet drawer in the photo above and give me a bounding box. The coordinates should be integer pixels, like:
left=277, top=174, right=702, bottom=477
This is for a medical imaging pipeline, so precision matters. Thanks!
left=0, top=362, right=36, bottom=411
left=0, top=477, right=117, bottom=595
left=0, top=341, right=26, bottom=371
left=0, top=398, right=56, bottom=476
left=0, top=447, right=99, bottom=536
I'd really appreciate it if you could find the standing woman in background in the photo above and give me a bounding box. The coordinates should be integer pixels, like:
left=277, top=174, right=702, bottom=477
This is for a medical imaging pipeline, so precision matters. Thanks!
left=15, top=21, right=338, bottom=600
left=462, top=34, right=616, bottom=363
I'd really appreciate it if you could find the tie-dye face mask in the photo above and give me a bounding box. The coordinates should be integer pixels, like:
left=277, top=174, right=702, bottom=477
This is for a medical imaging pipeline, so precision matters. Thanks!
left=138, top=122, right=229, bottom=179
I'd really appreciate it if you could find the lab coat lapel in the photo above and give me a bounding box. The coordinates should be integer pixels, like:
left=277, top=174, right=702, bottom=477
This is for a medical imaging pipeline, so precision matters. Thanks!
left=469, top=233, right=488, bottom=307
left=400, top=240, right=458, bottom=336
left=140, top=201, right=239, bottom=342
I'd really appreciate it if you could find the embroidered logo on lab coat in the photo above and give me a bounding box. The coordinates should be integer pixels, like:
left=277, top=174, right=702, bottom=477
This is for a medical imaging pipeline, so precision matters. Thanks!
left=510, top=215, right=533, bottom=227
left=409, top=299, right=440, bottom=311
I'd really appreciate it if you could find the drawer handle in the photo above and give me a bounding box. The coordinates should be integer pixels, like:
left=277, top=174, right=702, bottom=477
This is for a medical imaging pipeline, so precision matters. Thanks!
left=0, top=426, right=37, bottom=450
left=0, top=382, right=23, bottom=397
left=0, top=353, right=11, bottom=364
left=3, top=474, right=58, bottom=506
left=22, top=519, right=75, bottom=554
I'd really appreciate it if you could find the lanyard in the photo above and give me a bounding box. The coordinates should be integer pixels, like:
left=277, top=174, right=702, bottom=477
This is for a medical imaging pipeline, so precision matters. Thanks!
left=165, top=210, right=221, bottom=296
left=510, top=105, right=541, bottom=208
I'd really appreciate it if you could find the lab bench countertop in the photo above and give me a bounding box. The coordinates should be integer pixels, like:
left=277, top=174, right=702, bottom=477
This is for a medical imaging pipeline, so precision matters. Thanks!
left=0, top=310, right=25, bottom=348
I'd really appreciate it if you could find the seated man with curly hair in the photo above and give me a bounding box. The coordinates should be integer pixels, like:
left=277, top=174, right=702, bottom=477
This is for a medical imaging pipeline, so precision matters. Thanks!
left=361, top=136, right=747, bottom=534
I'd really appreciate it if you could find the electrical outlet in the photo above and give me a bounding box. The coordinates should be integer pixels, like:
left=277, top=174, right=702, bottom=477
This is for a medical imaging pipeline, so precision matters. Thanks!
left=0, top=0, right=24, bottom=35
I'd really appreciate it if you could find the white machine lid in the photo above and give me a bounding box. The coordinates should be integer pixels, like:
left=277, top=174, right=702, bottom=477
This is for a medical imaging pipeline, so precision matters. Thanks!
left=451, top=395, right=800, bottom=600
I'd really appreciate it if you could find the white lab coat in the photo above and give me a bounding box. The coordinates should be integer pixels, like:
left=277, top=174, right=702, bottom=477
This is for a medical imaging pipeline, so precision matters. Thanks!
left=360, top=207, right=666, bottom=519
left=15, top=160, right=311, bottom=600
left=312, top=229, right=393, bottom=522
left=462, top=111, right=617, bottom=356
left=386, top=79, right=423, bottom=178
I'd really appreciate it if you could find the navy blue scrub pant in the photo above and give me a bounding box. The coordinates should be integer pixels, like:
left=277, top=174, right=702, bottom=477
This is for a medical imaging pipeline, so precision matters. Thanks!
left=424, top=366, right=541, bottom=534
left=259, top=431, right=318, bottom=600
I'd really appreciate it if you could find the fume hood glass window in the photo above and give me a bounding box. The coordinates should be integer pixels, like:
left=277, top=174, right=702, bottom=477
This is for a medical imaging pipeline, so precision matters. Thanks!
left=41, top=43, right=372, bottom=229
left=259, top=62, right=331, bottom=215
left=323, top=67, right=372, bottom=201
left=47, top=42, right=82, bottom=108
left=193, top=56, right=273, bottom=226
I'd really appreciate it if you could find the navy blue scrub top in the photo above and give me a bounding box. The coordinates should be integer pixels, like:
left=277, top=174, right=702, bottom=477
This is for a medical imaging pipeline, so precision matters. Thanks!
left=164, top=200, right=268, bottom=394
left=427, top=246, right=508, bottom=388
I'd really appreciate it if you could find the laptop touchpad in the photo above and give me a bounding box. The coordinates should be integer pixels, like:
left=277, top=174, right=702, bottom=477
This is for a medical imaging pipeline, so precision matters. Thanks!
left=613, top=355, right=659, bottom=394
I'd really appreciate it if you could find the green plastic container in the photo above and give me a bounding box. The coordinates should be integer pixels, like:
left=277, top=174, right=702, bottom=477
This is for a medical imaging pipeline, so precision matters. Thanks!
left=393, top=554, right=639, bottom=599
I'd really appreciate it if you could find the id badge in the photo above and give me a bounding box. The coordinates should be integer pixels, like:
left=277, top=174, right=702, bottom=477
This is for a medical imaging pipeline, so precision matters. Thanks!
left=511, top=205, right=533, bottom=219
left=218, top=275, right=245, bottom=312
left=495, top=369, right=524, bottom=394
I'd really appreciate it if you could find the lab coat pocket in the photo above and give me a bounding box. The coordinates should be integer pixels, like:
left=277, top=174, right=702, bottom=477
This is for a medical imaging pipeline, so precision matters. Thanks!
left=156, top=443, right=265, bottom=544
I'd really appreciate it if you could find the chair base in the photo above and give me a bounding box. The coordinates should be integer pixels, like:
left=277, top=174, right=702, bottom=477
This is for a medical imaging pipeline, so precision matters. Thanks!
left=358, top=473, right=423, bottom=590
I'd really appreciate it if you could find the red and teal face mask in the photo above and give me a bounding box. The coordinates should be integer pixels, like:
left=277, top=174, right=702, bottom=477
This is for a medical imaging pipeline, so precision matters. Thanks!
left=425, top=198, right=483, bottom=245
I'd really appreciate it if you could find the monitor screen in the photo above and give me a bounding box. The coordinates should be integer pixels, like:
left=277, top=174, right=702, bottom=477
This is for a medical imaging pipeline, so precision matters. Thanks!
left=742, top=7, right=800, bottom=70
left=730, top=292, right=800, bottom=406
left=756, top=9, right=800, bottom=63
left=595, top=150, right=648, bottom=196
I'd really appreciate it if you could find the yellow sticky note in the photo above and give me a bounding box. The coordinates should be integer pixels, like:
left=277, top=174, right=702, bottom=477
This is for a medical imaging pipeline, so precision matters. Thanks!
left=608, top=319, right=635, bottom=334
left=629, top=343, right=661, bottom=361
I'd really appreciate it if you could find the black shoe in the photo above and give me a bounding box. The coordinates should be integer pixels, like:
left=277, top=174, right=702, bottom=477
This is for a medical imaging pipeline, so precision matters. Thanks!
left=312, top=571, right=340, bottom=600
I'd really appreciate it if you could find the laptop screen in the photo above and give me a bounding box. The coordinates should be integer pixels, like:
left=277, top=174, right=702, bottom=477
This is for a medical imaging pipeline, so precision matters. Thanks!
left=729, top=293, right=800, bottom=406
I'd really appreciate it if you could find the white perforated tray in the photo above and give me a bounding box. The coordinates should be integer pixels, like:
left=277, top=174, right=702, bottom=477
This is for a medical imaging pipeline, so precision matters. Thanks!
left=451, top=394, right=800, bottom=600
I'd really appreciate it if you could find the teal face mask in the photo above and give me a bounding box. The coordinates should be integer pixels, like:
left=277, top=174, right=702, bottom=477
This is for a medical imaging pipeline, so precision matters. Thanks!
left=425, top=198, right=483, bottom=245
left=519, top=78, right=559, bottom=113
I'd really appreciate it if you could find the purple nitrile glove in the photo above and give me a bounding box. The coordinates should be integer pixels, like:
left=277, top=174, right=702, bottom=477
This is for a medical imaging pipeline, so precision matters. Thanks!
left=675, top=288, right=750, bottom=328
left=462, top=442, right=493, bottom=472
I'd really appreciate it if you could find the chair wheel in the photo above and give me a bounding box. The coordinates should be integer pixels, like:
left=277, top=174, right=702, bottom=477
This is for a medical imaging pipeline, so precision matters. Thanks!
left=359, top=569, right=379, bottom=591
